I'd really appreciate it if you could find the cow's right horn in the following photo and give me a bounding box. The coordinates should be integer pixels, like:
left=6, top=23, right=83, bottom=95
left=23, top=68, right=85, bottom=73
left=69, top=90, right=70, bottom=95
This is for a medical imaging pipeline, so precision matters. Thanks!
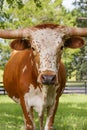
left=0, top=27, right=32, bottom=39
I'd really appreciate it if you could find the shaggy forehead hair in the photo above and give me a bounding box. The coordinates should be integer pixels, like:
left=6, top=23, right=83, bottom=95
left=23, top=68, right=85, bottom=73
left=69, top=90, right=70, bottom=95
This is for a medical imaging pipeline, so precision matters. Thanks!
left=31, top=24, right=65, bottom=72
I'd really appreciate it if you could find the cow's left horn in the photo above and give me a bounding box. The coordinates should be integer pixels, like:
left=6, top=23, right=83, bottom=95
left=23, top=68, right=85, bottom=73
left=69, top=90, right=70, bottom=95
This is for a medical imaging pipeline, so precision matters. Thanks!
left=67, top=27, right=87, bottom=37
left=0, top=28, right=32, bottom=39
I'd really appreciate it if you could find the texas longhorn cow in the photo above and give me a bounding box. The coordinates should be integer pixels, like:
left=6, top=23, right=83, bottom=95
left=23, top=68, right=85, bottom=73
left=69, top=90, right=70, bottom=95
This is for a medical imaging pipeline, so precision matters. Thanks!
left=1, top=24, right=87, bottom=130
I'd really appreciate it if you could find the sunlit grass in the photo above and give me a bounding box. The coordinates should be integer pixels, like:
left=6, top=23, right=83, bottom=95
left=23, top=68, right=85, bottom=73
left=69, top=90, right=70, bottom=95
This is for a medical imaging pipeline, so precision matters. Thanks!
left=55, top=94, right=87, bottom=130
left=0, top=94, right=87, bottom=130
left=0, top=96, right=23, bottom=130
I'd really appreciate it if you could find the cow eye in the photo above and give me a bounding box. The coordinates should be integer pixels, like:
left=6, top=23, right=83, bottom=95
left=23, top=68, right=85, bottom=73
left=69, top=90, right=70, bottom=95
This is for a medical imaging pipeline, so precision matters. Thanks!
left=32, top=47, right=35, bottom=51
left=60, top=46, right=64, bottom=50
left=31, top=47, right=37, bottom=56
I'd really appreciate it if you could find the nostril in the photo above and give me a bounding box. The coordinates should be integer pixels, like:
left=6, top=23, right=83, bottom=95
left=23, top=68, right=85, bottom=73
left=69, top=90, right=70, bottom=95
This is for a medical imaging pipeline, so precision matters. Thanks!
left=41, top=75, right=47, bottom=83
left=41, top=74, right=56, bottom=85
left=42, top=75, right=47, bottom=80
left=51, top=75, right=56, bottom=82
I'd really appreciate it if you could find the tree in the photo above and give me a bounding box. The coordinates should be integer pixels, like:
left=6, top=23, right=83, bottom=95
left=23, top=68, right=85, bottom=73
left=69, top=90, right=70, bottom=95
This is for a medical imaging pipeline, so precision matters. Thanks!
left=0, top=41, right=11, bottom=69
left=0, top=0, right=77, bottom=29
left=0, top=0, right=24, bottom=28
left=72, top=0, right=87, bottom=80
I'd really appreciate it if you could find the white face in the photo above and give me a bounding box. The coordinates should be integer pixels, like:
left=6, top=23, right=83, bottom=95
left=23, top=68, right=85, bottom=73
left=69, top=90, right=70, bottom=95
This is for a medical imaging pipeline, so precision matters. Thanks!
left=31, top=28, right=65, bottom=73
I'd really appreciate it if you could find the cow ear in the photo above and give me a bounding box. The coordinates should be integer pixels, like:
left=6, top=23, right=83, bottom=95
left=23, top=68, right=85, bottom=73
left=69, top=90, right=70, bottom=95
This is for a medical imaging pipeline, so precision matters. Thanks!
left=10, top=39, right=31, bottom=50
left=64, top=36, right=85, bottom=49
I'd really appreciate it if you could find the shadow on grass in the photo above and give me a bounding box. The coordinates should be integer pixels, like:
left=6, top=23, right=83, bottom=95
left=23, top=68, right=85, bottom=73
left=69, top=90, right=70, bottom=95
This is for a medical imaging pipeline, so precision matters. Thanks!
left=0, top=101, right=87, bottom=130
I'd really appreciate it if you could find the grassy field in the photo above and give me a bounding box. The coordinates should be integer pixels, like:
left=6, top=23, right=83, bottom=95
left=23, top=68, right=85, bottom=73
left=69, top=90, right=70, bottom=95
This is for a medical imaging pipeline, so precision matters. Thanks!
left=0, top=94, right=87, bottom=130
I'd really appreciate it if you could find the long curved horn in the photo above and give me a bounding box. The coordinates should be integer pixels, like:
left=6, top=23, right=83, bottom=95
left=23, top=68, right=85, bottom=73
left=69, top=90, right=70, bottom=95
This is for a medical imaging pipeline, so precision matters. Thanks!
left=67, top=27, right=87, bottom=36
left=0, top=28, right=32, bottom=39
left=1, top=26, right=87, bottom=39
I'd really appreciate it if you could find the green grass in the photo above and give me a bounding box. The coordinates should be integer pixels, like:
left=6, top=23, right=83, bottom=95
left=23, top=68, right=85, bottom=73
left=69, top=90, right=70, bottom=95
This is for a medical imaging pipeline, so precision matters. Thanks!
left=0, top=96, right=23, bottom=130
left=0, top=94, right=87, bottom=130
left=56, top=94, right=87, bottom=130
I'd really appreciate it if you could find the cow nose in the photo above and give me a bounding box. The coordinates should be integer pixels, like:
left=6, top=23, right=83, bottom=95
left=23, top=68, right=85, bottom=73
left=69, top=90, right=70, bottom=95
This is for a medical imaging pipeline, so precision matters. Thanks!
left=41, top=75, right=56, bottom=85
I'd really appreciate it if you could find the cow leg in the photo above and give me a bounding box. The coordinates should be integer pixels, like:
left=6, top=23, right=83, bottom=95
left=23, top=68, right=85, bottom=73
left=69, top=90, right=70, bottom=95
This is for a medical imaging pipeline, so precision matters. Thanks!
left=39, top=112, right=44, bottom=130
left=20, top=97, right=36, bottom=130
left=45, top=98, right=59, bottom=130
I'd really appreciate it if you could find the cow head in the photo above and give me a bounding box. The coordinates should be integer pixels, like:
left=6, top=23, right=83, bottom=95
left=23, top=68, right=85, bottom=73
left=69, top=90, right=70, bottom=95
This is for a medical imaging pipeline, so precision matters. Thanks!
left=0, top=24, right=86, bottom=85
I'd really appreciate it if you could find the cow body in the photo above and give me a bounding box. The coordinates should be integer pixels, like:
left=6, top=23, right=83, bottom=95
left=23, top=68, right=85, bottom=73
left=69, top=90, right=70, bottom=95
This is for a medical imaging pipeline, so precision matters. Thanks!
left=2, top=24, right=85, bottom=130
left=3, top=48, right=66, bottom=130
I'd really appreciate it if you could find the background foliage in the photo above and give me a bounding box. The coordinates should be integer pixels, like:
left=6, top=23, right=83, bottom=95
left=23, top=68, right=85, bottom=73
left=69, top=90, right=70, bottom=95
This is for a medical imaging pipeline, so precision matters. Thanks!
left=0, top=0, right=87, bottom=80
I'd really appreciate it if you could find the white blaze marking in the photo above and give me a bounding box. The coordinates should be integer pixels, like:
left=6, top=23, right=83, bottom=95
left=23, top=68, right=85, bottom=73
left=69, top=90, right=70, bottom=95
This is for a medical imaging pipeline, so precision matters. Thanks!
left=31, top=28, right=64, bottom=72
left=23, top=65, right=27, bottom=73
left=45, top=116, right=53, bottom=130
left=24, top=83, right=60, bottom=117
left=24, top=84, right=44, bottom=116
left=12, top=96, right=20, bottom=104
